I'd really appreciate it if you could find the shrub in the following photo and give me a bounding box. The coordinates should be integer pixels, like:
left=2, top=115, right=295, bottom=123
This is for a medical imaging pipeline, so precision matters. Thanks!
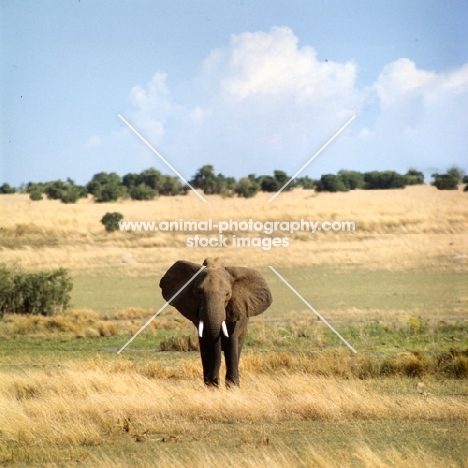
left=101, top=212, right=124, bottom=232
left=337, top=170, right=365, bottom=189
left=234, top=177, right=260, bottom=198
left=87, top=172, right=126, bottom=202
left=404, top=169, right=424, bottom=185
left=190, top=165, right=236, bottom=195
left=41, top=179, right=87, bottom=204
left=129, top=183, right=156, bottom=201
left=316, top=174, right=349, bottom=192
left=158, top=175, right=185, bottom=196
left=29, top=190, right=43, bottom=201
left=0, top=265, right=73, bottom=317
left=258, top=171, right=293, bottom=192
left=364, top=171, right=407, bottom=190
left=446, top=166, right=465, bottom=183
left=0, top=183, right=16, bottom=194
left=432, top=174, right=459, bottom=190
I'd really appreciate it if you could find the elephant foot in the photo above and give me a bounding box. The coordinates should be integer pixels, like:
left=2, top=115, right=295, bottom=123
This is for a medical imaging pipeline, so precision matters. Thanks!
left=204, top=378, right=220, bottom=388
left=225, top=377, right=240, bottom=389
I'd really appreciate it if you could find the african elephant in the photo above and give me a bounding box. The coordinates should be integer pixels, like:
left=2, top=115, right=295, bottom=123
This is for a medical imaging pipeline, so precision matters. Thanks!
left=159, top=257, right=272, bottom=387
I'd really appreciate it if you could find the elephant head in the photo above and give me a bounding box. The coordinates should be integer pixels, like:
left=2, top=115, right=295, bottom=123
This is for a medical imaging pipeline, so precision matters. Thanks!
left=159, top=257, right=272, bottom=386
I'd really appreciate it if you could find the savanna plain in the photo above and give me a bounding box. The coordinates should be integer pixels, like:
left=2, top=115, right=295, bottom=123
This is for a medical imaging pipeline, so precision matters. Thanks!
left=0, top=185, right=467, bottom=467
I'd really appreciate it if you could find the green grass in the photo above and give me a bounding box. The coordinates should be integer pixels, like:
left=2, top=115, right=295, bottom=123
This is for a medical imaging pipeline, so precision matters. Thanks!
left=71, top=265, right=467, bottom=322
left=72, top=274, right=163, bottom=314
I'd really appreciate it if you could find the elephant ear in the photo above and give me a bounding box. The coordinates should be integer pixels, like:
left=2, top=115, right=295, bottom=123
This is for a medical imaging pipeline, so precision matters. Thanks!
left=225, top=267, right=272, bottom=321
left=159, top=260, right=203, bottom=323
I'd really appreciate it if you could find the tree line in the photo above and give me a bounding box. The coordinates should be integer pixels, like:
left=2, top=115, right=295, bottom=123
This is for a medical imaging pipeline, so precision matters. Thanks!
left=0, top=165, right=466, bottom=203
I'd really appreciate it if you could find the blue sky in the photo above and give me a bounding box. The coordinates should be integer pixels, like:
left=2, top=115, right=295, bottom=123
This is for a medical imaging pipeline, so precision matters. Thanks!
left=1, top=0, right=467, bottom=187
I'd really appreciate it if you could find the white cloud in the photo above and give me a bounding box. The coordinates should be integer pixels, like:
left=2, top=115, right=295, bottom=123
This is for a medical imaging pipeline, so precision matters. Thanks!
left=120, top=28, right=468, bottom=179
left=205, top=27, right=357, bottom=103
left=367, top=58, right=468, bottom=173
left=129, top=72, right=181, bottom=143
left=374, top=58, right=437, bottom=105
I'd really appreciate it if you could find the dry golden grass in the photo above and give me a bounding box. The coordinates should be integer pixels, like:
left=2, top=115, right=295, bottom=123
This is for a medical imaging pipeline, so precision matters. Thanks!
left=0, top=308, right=188, bottom=339
left=0, top=362, right=466, bottom=467
left=79, top=446, right=466, bottom=468
left=1, top=185, right=467, bottom=272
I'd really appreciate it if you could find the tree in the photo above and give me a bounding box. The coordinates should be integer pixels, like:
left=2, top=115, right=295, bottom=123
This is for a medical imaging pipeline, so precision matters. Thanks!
left=316, top=174, right=348, bottom=192
left=42, top=179, right=87, bottom=204
left=129, top=183, right=156, bottom=201
left=446, top=166, right=465, bottom=183
left=337, top=170, right=365, bottom=190
left=158, top=175, right=185, bottom=196
left=87, top=172, right=125, bottom=202
left=101, top=212, right=124, bottom=232
left=405, top=169, right=424, bottom=185
left=273, top=170, right=291, bottom=187
left=364, top=171, right=406, bottom=190
left=258, top=175, right=280, bottom=192
left=29, top=190, right=43, bottom=201
left=432, top=174, right=459, bottom=190
left=190, top=166, right=235, bottom=195
left=0, top=183, right=16, bottom=194
left=234, top=177, right=260, bottom=198
left=191, top=165, right=217, bottom=194
left=140, top=168, right=162, bottom=190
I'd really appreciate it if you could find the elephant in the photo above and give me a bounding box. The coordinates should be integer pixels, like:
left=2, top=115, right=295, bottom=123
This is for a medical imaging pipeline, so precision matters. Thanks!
left=159, top=257, right=272, bottom=388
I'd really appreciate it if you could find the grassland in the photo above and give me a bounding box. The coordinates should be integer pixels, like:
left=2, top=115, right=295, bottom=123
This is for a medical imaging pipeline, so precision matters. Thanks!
left=0, top=185, right=467, bottom=467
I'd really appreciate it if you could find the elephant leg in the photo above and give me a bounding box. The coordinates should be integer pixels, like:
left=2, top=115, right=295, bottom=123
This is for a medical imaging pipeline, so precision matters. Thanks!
left=236, top=318, right=249, bottom=358
left=222, top=320, right=248, bottom=388
left=199, top=335, right=221, bottom=387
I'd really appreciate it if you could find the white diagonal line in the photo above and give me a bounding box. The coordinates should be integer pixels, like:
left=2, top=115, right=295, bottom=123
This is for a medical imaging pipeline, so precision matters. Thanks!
left=118, top=114, right=207, bottom=203
left=268, top=114, right=356, bottom=202
left=269, top=266, right=357, bottom=353
left=117, top=266, right=206, bottom=354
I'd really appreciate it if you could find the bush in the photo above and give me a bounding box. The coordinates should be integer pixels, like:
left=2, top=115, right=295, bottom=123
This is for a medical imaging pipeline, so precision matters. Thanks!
left=446, top=166, right=465, bottom=183
left=29, top=190, right=43, bottom=201
left=129, top=183, right=156, bottom=201
left=316, top=174, right=349, bottom=192
left=432, top=174, right=459, bottom=190
left=190, top=165, right=235, bottom=195
left=0, top=183, right=16, bottom=194
left=364, top=171, right=406, bottom=190
left=42, top=179, right=87, bottom=204
left=0, top=265, right=73, bottom=317
left=87, top=172, right=126, bottom=202
left=101, top=212, right=124, bottom=232
left=337, top=170, right=365, bottom=189
left=405, top=169, right=424, bottom=185
left=234, top=177, right=260, bottom=198
left=158, top=175, right=187, bottom=196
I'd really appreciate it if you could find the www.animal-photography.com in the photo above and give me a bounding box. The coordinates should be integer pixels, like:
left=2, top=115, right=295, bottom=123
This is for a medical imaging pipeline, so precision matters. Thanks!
left=1, top=2, right=467, bottom=467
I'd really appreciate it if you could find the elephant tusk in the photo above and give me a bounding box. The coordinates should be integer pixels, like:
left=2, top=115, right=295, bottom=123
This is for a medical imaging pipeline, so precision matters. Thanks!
left=198, top=321, right=204, bottom=338
left=221, top=321, right=229, bottom=337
